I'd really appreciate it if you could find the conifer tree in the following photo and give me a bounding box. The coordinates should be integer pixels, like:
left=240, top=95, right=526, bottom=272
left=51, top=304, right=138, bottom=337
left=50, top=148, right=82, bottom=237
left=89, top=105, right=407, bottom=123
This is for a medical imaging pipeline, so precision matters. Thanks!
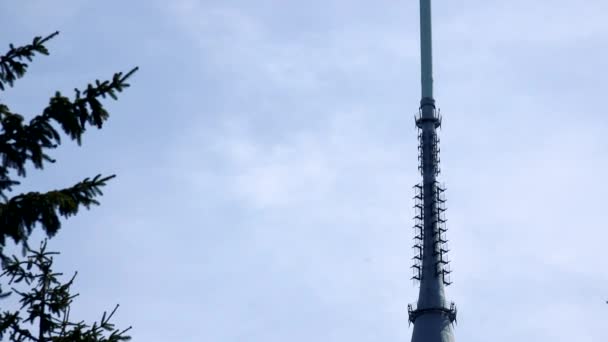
left=0, top=241, right=131, bottom=341
left=0, top=32, right=136, bottom=340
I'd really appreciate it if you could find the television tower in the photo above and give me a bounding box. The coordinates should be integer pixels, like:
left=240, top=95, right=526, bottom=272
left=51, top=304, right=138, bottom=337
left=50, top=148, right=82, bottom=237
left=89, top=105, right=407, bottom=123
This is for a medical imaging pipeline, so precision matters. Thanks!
left=407, top=1, right=457, bottom=341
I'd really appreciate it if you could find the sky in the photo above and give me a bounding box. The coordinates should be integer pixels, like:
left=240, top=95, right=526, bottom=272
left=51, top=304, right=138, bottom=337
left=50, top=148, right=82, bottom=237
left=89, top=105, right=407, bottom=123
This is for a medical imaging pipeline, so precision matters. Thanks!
left=1, top=0, right=608, bottom=341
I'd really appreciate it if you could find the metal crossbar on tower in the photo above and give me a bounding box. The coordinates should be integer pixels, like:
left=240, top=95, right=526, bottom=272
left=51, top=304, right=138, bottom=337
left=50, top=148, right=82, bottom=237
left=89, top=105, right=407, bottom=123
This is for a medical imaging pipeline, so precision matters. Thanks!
left=408, top=1, right=457, bottom=341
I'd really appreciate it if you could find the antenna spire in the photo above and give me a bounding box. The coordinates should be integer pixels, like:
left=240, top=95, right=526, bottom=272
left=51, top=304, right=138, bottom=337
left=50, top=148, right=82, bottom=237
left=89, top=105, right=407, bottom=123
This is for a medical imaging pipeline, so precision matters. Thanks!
left=408, top=1, right=457, bottom=341
left=420, top=0, right=434, bottom=100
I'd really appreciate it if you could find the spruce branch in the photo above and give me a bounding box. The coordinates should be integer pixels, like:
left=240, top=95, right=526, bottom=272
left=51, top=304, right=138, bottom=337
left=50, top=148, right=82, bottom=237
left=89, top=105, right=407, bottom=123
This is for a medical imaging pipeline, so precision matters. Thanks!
left=0, top=241, right=131, bottom=341
left=44, top=66, right=139, bottom=144
left=0, top=32, right=59, bottom=91
left=0, top=174, right=116, bottom=255
left=0, top=66, right=138, bottom=184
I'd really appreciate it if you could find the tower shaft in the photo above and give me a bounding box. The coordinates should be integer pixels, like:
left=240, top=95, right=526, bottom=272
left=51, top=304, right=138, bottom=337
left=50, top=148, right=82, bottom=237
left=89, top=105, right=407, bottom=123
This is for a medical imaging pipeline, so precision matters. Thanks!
left=420, top=0, right=433, bottom=99
left=409, top=1, right=457, bottom=341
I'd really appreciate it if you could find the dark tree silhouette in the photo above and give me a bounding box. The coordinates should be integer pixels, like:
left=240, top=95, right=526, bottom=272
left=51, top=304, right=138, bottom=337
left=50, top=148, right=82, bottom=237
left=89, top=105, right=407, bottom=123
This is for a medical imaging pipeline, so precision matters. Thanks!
left=0, top=241, right=131, bottom=341
left=0, top=32, right=136, bottom=340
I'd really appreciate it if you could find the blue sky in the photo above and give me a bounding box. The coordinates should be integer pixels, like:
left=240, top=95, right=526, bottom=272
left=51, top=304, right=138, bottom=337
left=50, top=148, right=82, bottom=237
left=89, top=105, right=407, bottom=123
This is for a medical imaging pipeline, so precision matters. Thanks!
left=1, top=0, right=608, bottom=341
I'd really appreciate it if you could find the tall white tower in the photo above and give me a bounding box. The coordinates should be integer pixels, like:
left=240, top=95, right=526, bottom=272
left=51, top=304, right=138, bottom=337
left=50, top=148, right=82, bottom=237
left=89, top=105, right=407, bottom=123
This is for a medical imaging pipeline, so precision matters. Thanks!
left=408, top=1, right=457, bottom=341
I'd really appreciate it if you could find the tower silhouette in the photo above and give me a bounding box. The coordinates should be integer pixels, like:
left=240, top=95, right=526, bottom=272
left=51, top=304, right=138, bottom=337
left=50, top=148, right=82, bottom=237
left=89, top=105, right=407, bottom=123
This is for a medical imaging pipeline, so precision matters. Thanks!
left=408, top=1, right=457, bottom=341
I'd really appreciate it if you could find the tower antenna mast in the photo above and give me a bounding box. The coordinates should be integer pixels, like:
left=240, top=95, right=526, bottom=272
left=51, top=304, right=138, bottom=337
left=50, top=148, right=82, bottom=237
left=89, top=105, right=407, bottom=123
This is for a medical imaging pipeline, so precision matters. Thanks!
left=408, top=1, right=457, bottom=341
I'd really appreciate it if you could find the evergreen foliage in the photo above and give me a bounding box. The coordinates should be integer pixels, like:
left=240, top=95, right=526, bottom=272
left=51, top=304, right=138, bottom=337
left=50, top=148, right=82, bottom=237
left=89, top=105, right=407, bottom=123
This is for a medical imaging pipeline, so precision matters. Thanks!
left=0, top=32, right=136, bottom=340
left=0, top=241, right=131, bottom=341
left=0, top=32, right=138, bottom=256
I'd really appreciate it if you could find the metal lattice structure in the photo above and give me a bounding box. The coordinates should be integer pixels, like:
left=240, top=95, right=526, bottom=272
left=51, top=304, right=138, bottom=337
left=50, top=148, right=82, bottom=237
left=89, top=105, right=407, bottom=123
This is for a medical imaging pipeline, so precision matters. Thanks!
left=408, top=1, right=457, bottom=341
